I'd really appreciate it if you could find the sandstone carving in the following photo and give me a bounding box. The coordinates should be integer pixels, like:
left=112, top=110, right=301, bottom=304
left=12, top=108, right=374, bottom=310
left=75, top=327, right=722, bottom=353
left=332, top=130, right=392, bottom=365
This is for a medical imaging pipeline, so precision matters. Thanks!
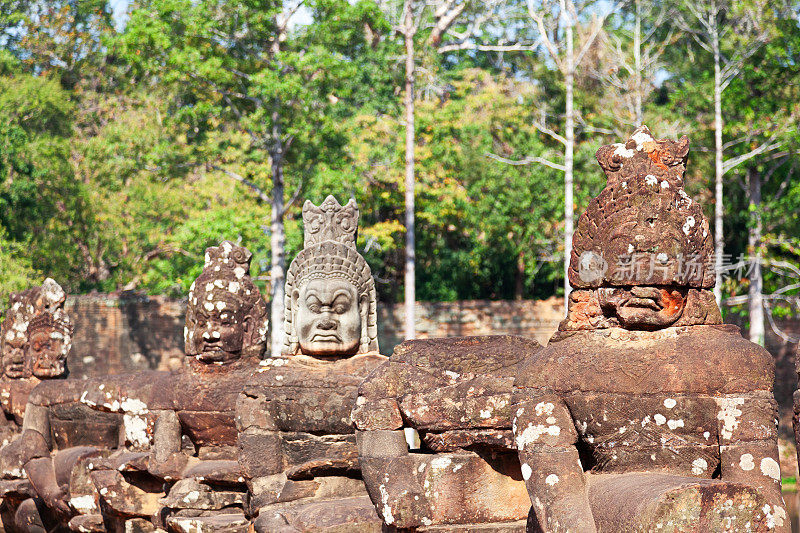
left=2, top=242, right=268, bottom=533
left=0, top=279, right=72, bottom=529
left=515, top=126, right=788, bottom=532
left=237, top=195, right=386, bottom=532
left=352, top=335, right=541, bottom=531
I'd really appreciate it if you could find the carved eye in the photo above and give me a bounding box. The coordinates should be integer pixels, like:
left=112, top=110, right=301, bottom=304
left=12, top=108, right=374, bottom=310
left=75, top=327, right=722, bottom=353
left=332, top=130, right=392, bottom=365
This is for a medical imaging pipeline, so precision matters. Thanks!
left=308, top=303, right=321, bottom=313
left=333, top=304, right=346, bottom=314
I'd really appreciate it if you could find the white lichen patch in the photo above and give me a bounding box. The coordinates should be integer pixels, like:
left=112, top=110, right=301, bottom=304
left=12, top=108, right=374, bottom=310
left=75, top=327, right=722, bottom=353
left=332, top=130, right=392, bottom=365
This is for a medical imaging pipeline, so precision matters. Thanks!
left=123, top=414, right=151, bottom=448
left=739, top=453, right=755, bottom=471
left=516, top=423, right=561, bottom=448
left=613, top=143, right=635, bottom=158
left=545, top=474, right=559, bottom=486
left=645, top=174, right=658, bottom=186
left=641, top=415, right=651, bottom=427
left=534, top=402, right=555, bottom=417
left=661, top=180, right=669, bottom=189
left=663, top=398, right=677, bottom=409
left=70, top=494, right=98, bottom=513
left=716, top=397, right=744, bottom=440
left=631, top=130, right=654, bottom=150
left=762, top=503, right=787, bottom=529
left=667, top=419, right=684, bottom=430
left=759, top=457, right=780, bottom=481
left=444, top=370, right=460, bottom=381
left=521, top=463, right=532, bottom=481
left=379, top=475, right=395, bottom=525
left=430, top=456, right=452, bottom=471
left=691, top=458, right=708, bottom=475
left=654, top=414, right=667, bottom=425
left=683, top=216, right=696, bottom=236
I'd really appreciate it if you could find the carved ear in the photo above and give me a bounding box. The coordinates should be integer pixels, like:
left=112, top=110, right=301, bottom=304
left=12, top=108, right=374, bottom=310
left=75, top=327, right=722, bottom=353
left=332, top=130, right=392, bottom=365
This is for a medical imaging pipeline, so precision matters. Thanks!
left=242, top=315, right=252, bottom=338
left=674, top=135, right=689, bottom=160
left=595, top=145, right=623, bottom=177
left=359, top=293, right=369, bottom=352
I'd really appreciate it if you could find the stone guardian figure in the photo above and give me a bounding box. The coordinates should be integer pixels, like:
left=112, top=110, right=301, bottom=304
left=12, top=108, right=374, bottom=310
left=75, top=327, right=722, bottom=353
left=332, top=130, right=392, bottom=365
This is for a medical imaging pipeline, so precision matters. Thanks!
left=515, top=126, right=788, bottom=532
left=237, top=195, right=386, bottom=532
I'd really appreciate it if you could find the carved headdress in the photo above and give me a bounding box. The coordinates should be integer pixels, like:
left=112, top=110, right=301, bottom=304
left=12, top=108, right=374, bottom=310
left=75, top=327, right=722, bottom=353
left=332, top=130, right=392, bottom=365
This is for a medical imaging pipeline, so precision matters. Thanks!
left=0, top=278, right=71, bottom=379
left=284, top=196, right=378, bottom=355
left=570, top=126, right=714, bottom=289
left=185, top=241, right=269, bottom=359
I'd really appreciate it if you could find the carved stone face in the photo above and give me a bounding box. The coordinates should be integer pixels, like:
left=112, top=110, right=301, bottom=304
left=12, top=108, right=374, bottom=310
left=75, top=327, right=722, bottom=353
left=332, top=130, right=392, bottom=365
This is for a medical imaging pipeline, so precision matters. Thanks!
left=3, top=336, right=28, bottom=378
left=295, top=279, right=361, bottom=356
left=29, top=327, right=67, bottom=378
left=598, top=286, right=687, bottom=329
left=190, top=298, right=250, bottom=363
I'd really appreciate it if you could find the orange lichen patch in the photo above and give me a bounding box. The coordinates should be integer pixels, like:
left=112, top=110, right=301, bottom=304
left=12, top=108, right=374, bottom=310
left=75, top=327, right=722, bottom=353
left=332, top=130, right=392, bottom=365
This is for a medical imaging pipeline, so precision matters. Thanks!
left=647, top=148, right=670, bottom=171
left=659, top=288, right=686, bottom=318
left=564, top=290, right=604, bottom=329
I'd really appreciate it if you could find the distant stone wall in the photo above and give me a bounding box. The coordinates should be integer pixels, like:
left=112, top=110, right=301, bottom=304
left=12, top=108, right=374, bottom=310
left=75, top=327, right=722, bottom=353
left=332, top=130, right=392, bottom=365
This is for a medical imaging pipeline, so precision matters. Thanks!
left=377, top=298, right=564, bottom=354
left=65, top=293, right=186, bottom=379
left=63, top=294, right=564, bottom=378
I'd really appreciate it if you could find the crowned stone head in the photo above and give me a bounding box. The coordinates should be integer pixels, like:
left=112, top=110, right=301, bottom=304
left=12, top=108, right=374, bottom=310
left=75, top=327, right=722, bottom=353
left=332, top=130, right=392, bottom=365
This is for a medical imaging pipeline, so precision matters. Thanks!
left=1, top=279, right=71, bottom=379
left=185, top=241, right=269, bottom=364
left=284, top=196, right=378, bottom=357
left=564, top=127, right=719, bottom=331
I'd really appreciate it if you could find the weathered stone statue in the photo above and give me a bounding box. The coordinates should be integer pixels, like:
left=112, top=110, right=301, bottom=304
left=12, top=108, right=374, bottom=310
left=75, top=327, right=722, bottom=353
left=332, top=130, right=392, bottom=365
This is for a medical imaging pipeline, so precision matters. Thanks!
left=352, top=335, right=542, bottom=531
left=515, top=126, right=788, bottom=532
left=5, top=242, right=268, bottom=533
left=236, top=195, right=386, bottom=532
left=0, top=280, right=73, bottom=529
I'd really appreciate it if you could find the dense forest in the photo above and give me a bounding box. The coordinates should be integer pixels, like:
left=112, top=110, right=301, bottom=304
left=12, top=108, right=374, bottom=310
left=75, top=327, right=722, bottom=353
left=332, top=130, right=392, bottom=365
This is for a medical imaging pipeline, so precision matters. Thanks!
left=0, top=0, right=799, bottom=343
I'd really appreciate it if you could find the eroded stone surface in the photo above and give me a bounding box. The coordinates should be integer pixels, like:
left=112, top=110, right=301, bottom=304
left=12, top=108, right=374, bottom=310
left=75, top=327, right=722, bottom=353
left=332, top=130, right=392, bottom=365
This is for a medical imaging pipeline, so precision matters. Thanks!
left=515, top=126, right=788, bottom=533
left=353, top=335, right=541, bottom=529
left=237, top=196, right=388, bottom=532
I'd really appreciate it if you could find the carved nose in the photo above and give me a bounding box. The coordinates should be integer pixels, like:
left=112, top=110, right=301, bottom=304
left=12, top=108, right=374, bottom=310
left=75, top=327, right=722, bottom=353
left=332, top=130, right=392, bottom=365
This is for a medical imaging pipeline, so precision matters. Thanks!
left=317, top=318, right=337, bottom=330
left=202, top=330, right=221, bottom=340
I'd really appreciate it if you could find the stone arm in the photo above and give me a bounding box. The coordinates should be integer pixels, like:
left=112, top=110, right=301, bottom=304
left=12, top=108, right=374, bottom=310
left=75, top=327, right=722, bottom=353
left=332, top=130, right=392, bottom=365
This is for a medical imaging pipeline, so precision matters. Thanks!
left=716, top=393, right=789, bottom=532
left=147, top=409, right=193, bottom=481
left=352, top=397, right=430, bottom=529
left=513, top=395, right=597, bottom=533
left=3, top=402, right=72, bottom=515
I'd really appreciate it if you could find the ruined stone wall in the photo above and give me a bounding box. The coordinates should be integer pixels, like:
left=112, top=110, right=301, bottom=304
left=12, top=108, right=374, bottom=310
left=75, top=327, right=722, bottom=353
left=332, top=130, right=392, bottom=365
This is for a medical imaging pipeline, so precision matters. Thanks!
left=65, top=293, right=186, bottom=379
left=64, top=294, right=564, bottom=379
left=377, top=297, right=564, bottom=353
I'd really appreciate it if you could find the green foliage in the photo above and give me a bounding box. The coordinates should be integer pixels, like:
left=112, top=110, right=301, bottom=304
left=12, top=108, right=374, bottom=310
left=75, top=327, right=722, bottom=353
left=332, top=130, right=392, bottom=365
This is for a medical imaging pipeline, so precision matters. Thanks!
left=0, top=0, right=797, bottom=314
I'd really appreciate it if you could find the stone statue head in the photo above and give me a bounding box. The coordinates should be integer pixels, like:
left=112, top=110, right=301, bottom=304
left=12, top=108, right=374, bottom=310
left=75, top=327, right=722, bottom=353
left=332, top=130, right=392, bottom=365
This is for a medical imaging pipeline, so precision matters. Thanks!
left=185, top=241, right=269, bottom=364
left=1, top=279, right=71, bottom=379
left=284, top=195, right=378, bottom=357
left=565, top=126, right=719, bottom=331
left=1, top=290, right=37, bottom=378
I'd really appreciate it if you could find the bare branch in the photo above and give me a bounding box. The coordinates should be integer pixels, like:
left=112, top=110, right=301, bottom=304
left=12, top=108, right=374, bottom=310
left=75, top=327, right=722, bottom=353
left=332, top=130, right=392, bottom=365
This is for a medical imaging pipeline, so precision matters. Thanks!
left=722, top=141, right=783, bottom=175
left=533, top=116, right=568, bottom=146
left=486, top=152, right=566, bottom=172
left=208, top=164, right=270, bottom=203
left=527, top=2, right=564, bottom=71
left=575, top=1, right=624, bottom=68
left=429, top=0, right=466, bottom=45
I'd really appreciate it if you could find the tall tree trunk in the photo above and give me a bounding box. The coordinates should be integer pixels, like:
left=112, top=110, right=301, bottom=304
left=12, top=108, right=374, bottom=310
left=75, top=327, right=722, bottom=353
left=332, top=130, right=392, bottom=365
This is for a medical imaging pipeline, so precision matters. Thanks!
left=269, top=13, right=287, bottom=357
left=403, top=3, right=416, bottom=340
left=270, top=137, right=286, bottom=357
left=563, top=17, right=575, bottom=312
left=633, top=0, right=643, bottom=125
left=713, top=28, right=724, bottom=305
left=747, top=166, right=764, bottom=345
